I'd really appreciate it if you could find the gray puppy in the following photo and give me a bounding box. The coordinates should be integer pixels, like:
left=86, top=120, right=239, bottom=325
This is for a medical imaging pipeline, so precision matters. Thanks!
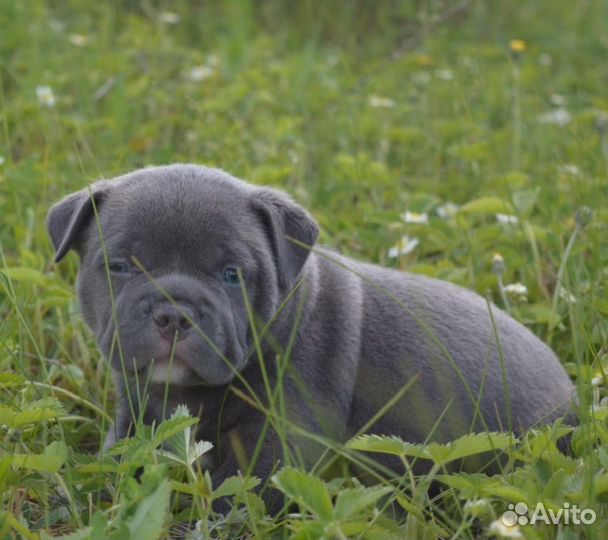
left=47, top=164, right=574, bottom=500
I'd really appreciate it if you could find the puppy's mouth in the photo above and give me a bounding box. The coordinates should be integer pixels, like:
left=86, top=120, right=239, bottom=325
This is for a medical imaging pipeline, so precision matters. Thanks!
left=109, top=326, right=248, bottom=387
left=147, top=356, right=201, bottom=386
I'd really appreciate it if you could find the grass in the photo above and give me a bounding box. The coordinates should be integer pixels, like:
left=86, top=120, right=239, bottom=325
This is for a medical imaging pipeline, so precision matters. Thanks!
left=1, top=0, right=607, bottom=538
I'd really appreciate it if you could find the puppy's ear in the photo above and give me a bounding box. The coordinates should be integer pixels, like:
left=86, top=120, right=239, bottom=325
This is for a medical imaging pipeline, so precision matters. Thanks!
left=47, top=184, right=108, bottom=263
left=251, top=188, right=319, bottom=290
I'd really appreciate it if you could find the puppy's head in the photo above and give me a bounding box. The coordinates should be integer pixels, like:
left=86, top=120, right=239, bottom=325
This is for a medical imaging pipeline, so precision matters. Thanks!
left=47, top=165, right=318, bottom=387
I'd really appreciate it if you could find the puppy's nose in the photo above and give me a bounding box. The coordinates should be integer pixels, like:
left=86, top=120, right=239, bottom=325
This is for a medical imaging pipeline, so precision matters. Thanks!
left=152, top=302, right=193, bottom=341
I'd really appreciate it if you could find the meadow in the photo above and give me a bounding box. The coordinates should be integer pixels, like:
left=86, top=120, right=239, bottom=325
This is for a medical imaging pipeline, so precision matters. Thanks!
left=1, top=0, right=607, bottom=538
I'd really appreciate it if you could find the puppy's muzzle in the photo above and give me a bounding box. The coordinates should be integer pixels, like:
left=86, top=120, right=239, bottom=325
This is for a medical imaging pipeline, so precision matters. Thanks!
left=152, top=301, right=195, bottom=341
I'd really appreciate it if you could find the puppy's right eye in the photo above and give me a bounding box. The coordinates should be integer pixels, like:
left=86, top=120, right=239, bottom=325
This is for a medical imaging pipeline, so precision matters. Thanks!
left=222, top=267, right=240, bottom=284
left=108, top=262, right=131, bottom=274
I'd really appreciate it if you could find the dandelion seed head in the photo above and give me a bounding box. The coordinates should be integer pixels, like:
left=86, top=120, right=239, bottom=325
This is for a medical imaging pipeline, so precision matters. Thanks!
left=492, top=253, right=505, bottom=274
left=575, top=206, right=593, bottom=229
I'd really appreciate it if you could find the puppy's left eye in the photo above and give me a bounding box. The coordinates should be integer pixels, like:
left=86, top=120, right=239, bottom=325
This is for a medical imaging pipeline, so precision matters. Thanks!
left=108, top=262, right=131, bottom=274
left=222, top=267, right=240, bottom=284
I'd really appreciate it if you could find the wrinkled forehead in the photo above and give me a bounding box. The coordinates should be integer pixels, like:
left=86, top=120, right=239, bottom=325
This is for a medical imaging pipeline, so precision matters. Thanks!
left=92, top=176, right=261, bottom=264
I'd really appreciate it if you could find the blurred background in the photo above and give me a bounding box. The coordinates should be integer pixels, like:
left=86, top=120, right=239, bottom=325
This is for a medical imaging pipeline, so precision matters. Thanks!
left=1, top=0, right=607, bottom=366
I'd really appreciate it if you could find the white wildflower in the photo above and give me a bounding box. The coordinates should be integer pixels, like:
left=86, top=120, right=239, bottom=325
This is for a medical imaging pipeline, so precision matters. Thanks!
left=496, top=213, right=519, bottom=224
left=388, top=236, right=419, bottom=258
left=558, top=164, right=581, bottom=176
left=436, top=202, right=459, bottom=218
left=539, top=53, right=553, bottom=66
left=538, top=107, right=571, bottom=126
left=184, top=520, right=204, bottom=540
left=69, top=34, right=88, bottom=46
left=402, top=211, right=429, bottom=225
left=187, top=65, right=214, bottom=82
left=0, top=156, right=5, bottom=166
left=558, top=286, right=577, bottom=304
left=504, top=283, right=528, bottom=300
left=436, top=68, right=454, bottom=80
left=488, top=519, right=523, bottom=539
left=463, top=499, right=492, bottom=518
left=36, top=86, right=56, bottom=107
left=159, top=11, right=180, bottom=24
left=369, top=95, right=395, bottom=108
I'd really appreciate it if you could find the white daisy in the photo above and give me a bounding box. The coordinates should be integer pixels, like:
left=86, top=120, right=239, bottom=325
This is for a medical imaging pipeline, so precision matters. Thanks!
left=36, top=86, right=56, bottom=107
left=538, top=108, right=571, bottom=126
left=388, top=236, right=419, bottom=258
left=436, top=202, right=459, bottom=219
left=368, top=95, right=395, bottom=108
left=488, top=519, right=523, bottom=539
left=187, top=65, right=214, bottom=82
left=403, top=211, right=429, bottom=225
left=558, top=164, right=581, bottom=176
left=504, top=283, right=528, bottom=299
left=496, top=213, right=519, bottom=224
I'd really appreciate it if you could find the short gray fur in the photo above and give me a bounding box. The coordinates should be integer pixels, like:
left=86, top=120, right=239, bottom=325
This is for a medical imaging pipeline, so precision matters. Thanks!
left=47, top=164, right=575, bottom=504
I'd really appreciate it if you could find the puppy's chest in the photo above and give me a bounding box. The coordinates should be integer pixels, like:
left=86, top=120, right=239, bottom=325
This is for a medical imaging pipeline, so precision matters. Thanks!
left=155, top=384, right=243, bottom=432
